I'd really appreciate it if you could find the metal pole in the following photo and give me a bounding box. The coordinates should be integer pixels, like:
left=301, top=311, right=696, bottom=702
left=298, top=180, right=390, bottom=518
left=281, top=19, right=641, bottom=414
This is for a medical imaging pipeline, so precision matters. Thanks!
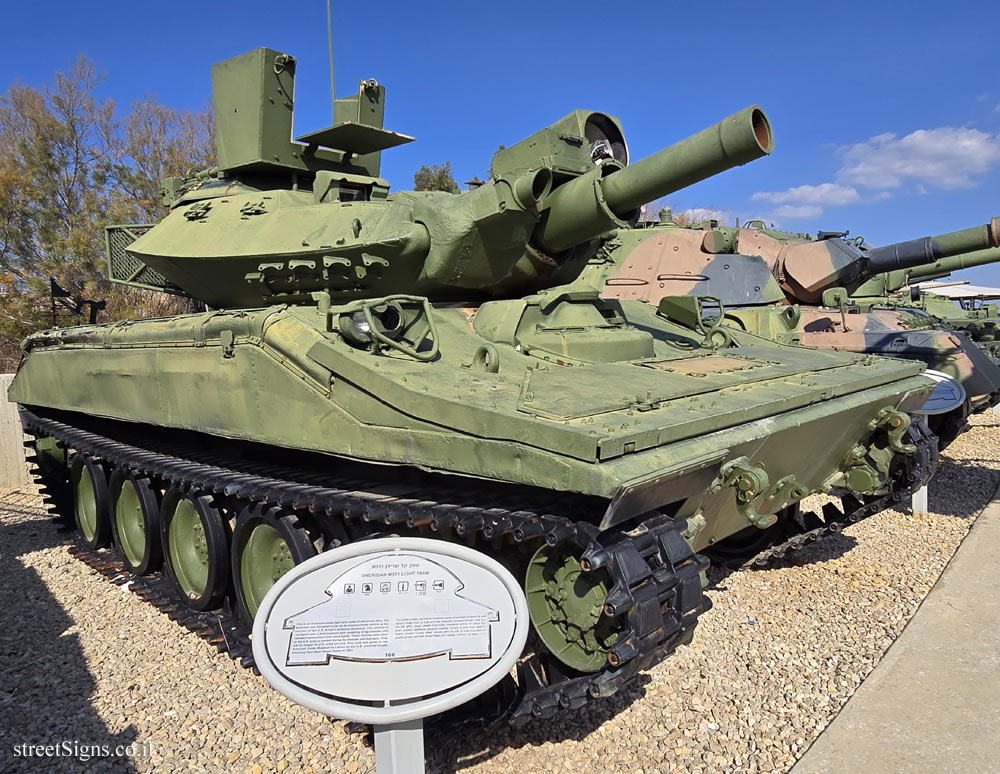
left=374, top=719, right=425, bottom=774
left=326, top=0, right=336, bottom=120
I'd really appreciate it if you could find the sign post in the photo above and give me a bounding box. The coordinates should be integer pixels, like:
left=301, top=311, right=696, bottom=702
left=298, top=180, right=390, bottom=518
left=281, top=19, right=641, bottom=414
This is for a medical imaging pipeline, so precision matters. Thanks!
left=911, top=369, right=965, bottom=517
left=252, top=538, right=530, bottom=774
left=373, top=719, right=424, bottom=774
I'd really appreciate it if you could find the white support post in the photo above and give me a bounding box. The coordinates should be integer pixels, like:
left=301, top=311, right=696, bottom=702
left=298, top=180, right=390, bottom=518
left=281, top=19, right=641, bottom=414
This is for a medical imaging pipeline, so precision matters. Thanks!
left=374, top=719, right=425, bottom=774
left=912, top=484, right=929, bottom=516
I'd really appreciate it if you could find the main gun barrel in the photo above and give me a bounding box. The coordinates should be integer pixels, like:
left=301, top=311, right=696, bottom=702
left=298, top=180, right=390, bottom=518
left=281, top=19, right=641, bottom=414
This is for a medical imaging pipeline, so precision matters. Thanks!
left=535, top=106, right=773, bottom=253
left=602, top=106, right=772, bottom=214
left=895, top=244, right=1000, bottom=282
left=867, top=217, right=1000, bottom=275
left=852, top=244, right=1000, bottom=296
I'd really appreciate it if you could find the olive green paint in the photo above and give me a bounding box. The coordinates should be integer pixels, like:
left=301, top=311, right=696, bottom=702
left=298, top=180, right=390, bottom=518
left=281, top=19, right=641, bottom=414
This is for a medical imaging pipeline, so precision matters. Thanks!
left=239, top=523, right=295, bottom=617
left=73, top=461, right=98, bottom=541
left=167, top=499, right=210, bottom=598
left=115, top=480, right=146, bottom=565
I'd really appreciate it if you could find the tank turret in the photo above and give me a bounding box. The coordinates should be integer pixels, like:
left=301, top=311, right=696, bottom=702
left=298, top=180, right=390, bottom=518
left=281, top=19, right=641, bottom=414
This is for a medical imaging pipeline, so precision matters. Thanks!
left=776, top=218, right=1000, bottom=303
left=106, top=48, right=772, bottom=309
left=524, top=105, right=772, bottom=253
left=595, top=216, right=1000, bottom=312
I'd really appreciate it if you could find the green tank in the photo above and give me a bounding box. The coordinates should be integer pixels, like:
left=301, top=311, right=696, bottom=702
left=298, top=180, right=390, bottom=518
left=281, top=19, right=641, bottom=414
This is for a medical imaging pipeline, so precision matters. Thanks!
left=596, top=214, right=1000, bottom=447
left=8, top=48, right=936, bottom=724
left=905, top=290, right=1000, bottom=364
left=849, top=249, right=1000, bottom=364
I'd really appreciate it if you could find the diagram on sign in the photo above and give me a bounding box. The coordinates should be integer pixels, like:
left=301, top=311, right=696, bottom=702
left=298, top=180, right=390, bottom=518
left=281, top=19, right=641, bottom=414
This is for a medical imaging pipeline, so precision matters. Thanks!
left=282, top=553, right=500, bottom=666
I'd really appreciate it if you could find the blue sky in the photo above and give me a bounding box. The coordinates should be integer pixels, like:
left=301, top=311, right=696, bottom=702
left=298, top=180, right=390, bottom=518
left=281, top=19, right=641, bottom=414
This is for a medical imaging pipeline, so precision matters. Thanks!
left=4, top=0, right=1000, bottom=287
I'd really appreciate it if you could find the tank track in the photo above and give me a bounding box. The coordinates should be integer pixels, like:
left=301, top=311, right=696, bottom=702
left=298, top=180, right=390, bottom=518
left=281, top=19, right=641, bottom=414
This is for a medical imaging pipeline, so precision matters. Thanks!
left=722, top=418, right=939, bottom=568
left=20, top=410, right=709, bottom=727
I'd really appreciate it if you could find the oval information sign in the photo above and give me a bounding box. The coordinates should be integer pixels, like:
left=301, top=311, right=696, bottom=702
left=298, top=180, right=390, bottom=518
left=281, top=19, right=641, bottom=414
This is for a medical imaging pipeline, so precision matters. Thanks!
left=252, top=537, right=529, bottom=724
left=915, top=369, right=967, bottom=415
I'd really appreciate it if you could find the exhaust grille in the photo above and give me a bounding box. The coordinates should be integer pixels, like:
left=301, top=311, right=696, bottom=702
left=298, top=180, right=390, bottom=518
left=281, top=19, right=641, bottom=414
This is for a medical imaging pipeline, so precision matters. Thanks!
left=105, top=225, right=188, bottom=296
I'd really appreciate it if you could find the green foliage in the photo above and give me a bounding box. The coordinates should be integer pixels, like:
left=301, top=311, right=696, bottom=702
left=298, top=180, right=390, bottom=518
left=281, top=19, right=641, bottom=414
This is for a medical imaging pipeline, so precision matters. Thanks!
left=0, top=56, right=215, bottom=370
left=413, top=162, right=459, bottom=194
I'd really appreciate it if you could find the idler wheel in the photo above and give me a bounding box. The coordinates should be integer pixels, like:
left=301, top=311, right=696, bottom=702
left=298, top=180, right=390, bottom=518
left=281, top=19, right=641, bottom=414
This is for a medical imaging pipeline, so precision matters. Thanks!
left=109, top=470, right=162, bottom=575
left=525, top=543, right=624, bottom=673
left=160, top=488, right=230, bottom=611
left=232, top=504, right=317, bottom=622
left=70, top=454, right=111, bottom=549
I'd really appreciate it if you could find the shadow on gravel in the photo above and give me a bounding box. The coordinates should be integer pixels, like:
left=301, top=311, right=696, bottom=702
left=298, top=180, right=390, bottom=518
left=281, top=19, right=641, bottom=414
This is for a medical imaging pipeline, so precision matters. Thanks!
left=705, top=531, right=860, bottom=591
left=425, top=675, right=652, bottom=774
left=928, top=458, right=1000, bottom=519
left=0, top=499, right=139, bottom=774
left=705, top=530, right=860, bottom=591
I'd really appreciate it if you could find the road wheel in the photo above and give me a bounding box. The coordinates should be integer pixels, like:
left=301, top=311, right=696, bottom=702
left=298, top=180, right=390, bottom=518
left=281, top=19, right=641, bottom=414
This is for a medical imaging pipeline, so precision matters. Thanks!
left=109, top=469, right=162, bottom=575
left=232, top=503, right=316, bottom=622
left=161, top=487, right=230, bottom=611
left=70, top=454, right=111, bottom=549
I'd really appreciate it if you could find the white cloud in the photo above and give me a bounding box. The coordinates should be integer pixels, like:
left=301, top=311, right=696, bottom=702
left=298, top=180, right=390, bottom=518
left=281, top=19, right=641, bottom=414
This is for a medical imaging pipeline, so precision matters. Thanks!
left=750, top=183, right=861, bottom=207
left=751, top=182, right=861, bottom=207
left=744, top=124, right=1000, bottom=222
left=836, top=127, right=1000, bottom=189
left=750, top=183, right=860, bottom=218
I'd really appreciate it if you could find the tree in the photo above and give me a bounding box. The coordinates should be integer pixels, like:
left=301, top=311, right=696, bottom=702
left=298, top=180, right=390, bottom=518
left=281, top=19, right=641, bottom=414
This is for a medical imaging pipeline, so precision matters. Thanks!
left=108, top=95, right=214, bottom=224
left=638, top=197, right=731, bottom=227
left=670, top=207, right=732, bottom=227
left=413, top=162, right=459, bottom=193
left=0, top=57, right=214, bottom=370
left=103, top=96, right=213, bottom=326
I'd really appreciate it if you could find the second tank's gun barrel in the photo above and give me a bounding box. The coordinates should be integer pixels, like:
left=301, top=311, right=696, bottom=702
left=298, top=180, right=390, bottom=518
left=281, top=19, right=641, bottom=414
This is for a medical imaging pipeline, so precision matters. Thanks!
left=892, top=244, right=1000, bottom=283
left=851, top=245, right=1000, bottom=297
left=534, top=106, right=773, bottom=253
left=866, top=217, right=1000, bottom=275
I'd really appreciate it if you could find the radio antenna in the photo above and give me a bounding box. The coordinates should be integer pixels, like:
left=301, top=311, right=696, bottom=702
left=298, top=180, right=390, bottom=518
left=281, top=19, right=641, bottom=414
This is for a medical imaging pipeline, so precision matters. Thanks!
left=326, top=0, right=335, bottom=120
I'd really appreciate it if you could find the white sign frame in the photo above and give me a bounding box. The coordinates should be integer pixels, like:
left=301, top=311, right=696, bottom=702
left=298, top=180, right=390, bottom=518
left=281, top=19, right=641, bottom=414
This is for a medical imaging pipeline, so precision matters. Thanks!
left=251, top=537, right=530, bottom=725
left=914, top=369, right=967, bottom=416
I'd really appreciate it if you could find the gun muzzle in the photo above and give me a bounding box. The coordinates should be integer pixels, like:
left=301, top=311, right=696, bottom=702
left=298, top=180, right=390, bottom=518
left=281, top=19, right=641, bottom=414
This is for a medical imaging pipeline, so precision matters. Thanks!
left=534, top=106, right=773, bottom=253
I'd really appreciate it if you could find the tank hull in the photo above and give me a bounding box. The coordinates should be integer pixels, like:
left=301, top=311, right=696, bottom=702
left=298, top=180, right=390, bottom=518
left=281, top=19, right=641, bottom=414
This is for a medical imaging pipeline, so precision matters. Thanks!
left=874, top=292, right=1000, bottom=364
left=796, top=307, right=1000, bottom=408
left=9, top=303, right=931, bottom=544
left=11, top=298, right=937, bottom=724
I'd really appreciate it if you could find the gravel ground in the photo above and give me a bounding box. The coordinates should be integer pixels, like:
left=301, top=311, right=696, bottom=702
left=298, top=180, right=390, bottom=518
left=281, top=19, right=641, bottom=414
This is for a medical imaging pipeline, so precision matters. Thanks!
left=1, top=412, right=998, bottom=774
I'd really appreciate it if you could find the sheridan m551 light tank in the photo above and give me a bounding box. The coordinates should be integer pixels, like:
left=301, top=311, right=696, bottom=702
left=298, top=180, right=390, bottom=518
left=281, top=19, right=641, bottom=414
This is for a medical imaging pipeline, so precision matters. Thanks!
left=9, top=48, right=936, bottom=724
left=596, top=214, right=1000, bottom=448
